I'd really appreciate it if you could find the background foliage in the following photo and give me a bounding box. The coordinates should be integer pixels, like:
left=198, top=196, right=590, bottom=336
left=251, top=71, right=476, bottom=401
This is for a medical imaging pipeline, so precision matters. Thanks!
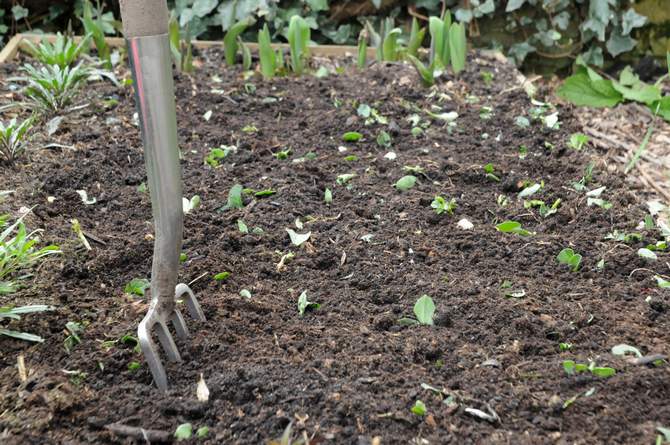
left=0, top=0, right=669, bottom=73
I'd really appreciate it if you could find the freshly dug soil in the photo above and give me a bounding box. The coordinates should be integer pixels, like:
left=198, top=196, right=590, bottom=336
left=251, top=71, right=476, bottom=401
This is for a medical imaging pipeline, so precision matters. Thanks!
left=1, top=48, right=669, bottom=444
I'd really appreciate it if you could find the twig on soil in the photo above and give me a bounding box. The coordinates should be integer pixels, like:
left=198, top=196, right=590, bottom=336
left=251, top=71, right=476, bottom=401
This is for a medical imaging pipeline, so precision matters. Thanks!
left=188, top=272, right=208, bottom=286
left=104, top=423, right=171, bottom=443
left=628, top=268, right=656, bottom=279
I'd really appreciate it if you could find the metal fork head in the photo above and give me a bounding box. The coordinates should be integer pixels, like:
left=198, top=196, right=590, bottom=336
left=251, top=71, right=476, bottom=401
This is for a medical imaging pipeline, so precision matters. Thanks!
left=138, top=283, right=206, bottom=392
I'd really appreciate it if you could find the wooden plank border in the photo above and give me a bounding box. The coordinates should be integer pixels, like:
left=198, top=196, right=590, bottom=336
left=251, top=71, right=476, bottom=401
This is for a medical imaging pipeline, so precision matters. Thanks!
left=0, top=33, right=373, bottom=64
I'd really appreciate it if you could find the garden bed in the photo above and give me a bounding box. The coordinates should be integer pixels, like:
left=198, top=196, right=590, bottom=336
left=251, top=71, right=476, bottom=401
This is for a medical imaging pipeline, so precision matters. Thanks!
left=0, top=45, right=669, bottom=444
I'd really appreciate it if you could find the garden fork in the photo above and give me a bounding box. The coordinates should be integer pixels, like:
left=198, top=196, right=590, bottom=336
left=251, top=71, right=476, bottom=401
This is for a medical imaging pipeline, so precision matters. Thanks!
left=120, top=0, right=206, bottom=392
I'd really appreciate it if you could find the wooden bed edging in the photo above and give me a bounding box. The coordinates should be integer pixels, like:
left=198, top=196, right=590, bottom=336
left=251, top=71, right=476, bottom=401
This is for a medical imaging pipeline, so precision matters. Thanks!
left=0, top=33, right=375, bottom=64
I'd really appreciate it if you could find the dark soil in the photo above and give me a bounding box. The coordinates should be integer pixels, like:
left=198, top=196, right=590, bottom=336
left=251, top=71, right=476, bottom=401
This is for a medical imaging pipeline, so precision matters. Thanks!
left=1, top=48, right=669, bottom=444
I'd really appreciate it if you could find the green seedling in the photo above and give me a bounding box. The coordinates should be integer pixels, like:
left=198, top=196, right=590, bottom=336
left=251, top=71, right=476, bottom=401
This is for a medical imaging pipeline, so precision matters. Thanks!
left=19, top=63, right=88, bottom=113
left=180, top=252, right=187, bottom=263
left=287, top=15, right=310, bottom=75
left=274, top=149, right=291, bottom=160
left=336, top=173, right=356, bottom=185
left=408, top=55, right=435, bottom=87
left=240, top=40, right=252, bottom=71
left=205, top=146, right=234, bottom=167
left=395, top=175, right=417, bottom=191
left=431, top=196, right=456, bottom=215
left=0, top=212, right=60, bottom=293
left=237, top=219, right=249, bottom=234
left=496, top=220, right=534, bottom=236
left=411, top=400, right=427, bottom=416
left=214, top=272, right=230, bottom=281
left=403, top=165, right=425, bottom=175
left=297, top=291, right=320, bottom=316
left=569, top=133, right=590, bottom=150
left=484, top=163, right=500, bottom=182
left=481, top=71, right=494, bottom=86
left=80, top=0, right=111, bottom=69
left=605, top=230, right=642, bottom=243
left=342, top=131, right=363, bottom=142
left=168, top=13, right=193, bottom=73
left=175, top=423, right=193, bottom=441
left=258, top=24, right=276, bottom=78
left=557, top=248, right=582, bottom=272
left=518, top=183, right=541, bottom=199
left=381, top=27, right=402, bottom=62
left=559, top=343, right=573, bottom=351
left=563, top=360, right=616, bottom=378
left=344, top=155, right=358, bottom=162
left=125, top=278, right=149, bottom=297
left=539, top=199, right=561, bottom=218
left=0, top=304, right=52, bottom=342
left=71, top=218, right=91, bottom=250
left=573, top=162, right=595, bottom=191
left=225, top=184, right=244, bottom=209
left=239, top=289, right=252, bottom=299
left=587, top=197, right=612, bottom=210
left=223, top=18, right=254, bottom=65
left=357, top=28, right=368, bottom=69
left=0, top=117, right=34, bottom=164
left=324, top=188, right=333, bottom=204
left=448, top=23, right=467, bottom=74
left=399, top=295, right=436, bottom=326
left=429, top=12, right=452, bottom=68
left=64, top=321, right=84, bottom=352
left=376, top=130, right=392, bottom=148
left=23, top=33, right=91, bottom=69
left=127, top=361, right=141, bottom=371
left=182, top=195, right=201, bottom=214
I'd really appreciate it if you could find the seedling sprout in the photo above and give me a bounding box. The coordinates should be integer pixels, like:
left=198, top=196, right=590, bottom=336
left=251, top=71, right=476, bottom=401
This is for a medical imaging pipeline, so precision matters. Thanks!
left=557, top=248, right=582, bottom=272
left=298, top=291, right=320, bottom=316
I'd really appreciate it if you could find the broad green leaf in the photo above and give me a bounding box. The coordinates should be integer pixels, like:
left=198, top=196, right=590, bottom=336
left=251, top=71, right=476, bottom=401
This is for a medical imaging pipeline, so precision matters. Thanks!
left=495, top=220, right=533, bottom=236
left=124, top=278, right=149, bottom=297
left=227, top=184, right=244, bottom=209
left=258, top=24, right=276, bottom=78
left=395, top=175, right=417, bottom=191
left=449, top=23, right=467, bottom=74
left=413, top=295, right=435, bottom=325
left=557, top=72, right=623, bottom=108
left=297, top=291, right=320, bottom=315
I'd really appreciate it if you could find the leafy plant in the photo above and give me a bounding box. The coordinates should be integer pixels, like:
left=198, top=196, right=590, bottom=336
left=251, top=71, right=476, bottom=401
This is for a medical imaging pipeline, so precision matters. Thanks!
left=287, top=16, right=310, bottom=75
left=408, top=55, right=435, bottom=87
left=224, top=184, right=244, bottom=210
left=174, top=423, right=193, bottom=441
left=407, top=17, right=426, bottom=58
left=205, top=145, right=235, bottom=167
left=0, top=212, right=60, bottom=293
left=399, top=295, right=436, bottom=326
left=557, top=248, right=582, bottom=272
left=125, top=278, right=150, bottom=297
left=64, top=321, right=84, bottom=352
left=411, top=400, right=427, bottom=416
left=431, top=196, right=457, bottom=215
left=0, top=117, right=34, bottom=164
left=484, top=163, right=500, bottom=182
left=223, top=18, right=254, bottom=65
left=568, top=133, right=590, bottom=150
left=258, top=23, right=276, bottom=78
left=496, top=220, right=534, bottom=236
left=23, top=33, right=91, bottom=69
left=19, top=63, right=88, bottom=114
left=297, top=291, right=319, bottom=316
left=0, top=305, right=52, bottom=342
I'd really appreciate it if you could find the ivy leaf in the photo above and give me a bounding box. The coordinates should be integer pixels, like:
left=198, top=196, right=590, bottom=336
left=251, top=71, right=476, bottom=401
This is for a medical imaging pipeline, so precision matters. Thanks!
left=606, top=31, right=637, bottom=57
left=12, top=5, right=29, bottom=20
left=505, top=0, right=526, bottom=12
left=621, top=8, right=647, bottom=35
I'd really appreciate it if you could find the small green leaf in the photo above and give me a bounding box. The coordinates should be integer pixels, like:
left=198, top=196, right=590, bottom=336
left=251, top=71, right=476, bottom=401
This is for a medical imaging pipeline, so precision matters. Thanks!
left=638, top=248, right=657, bottom=261
left=342, top=131, right=363, bottom=142
left=557, top=248, right=582, bottom=272
left=297, top=291, right=320, bottom=316
left=324, top=188, right=333, bottom=204
left=563, top=360, right=576, bottom=375
left=286, top=229, right=311, bottom=246
left=413, top=295, right=435, bottom=325
left=196, top=426, right=210, bottom=438
left=174, top=423, right=193, bottom=441
left=411, top=400, right=427, bottom=416
left=124, top=278, right=150, bottom=297
left=495, top=220, right=534, bottom=236
left=237, top=219, right=249, bottom=234
left=591, top=366, right=616, bottom=378
left=395, top=175, right=417, bottom=191
left=226, top=184, right=244, bottom=209
left=655, top=275, right=670, bottom=288
left=214, top=272, right=230, bottom=281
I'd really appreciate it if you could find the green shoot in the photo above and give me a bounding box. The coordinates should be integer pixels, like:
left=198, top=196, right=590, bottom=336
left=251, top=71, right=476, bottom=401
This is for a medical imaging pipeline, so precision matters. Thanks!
left=414, top=295, right=435, bottom=325
left=71, top=218, right=91, bottom=250
left=429, top=13, right=451, bottom=69
left=298, top=291, right=320, bottom=316
left=240, top=40, right=252, bottom=71
left=484, top=163, right=500, bottom=182
left=408, top=55, right=435, bottom=87
left=411, top=400, right=427, bottom=416
left=0, top=305, right=52, bottom=342
left=205, top=146, right=234, bottom=167
left=382, top=28, right=402, bottom=62
left=64, top=321, right=84, bottom=352
left=324, top=188, right=333, bottom=204
left=563, top=360, right=615, bottom=378
left=226, top=184, right=244, bottom=209
left=258, top=24, right=276, bottom=78
left=174, top=423, right=193, bottom=441
left=0, top=117, right=34, bottom=164
left=342, top=131, right=363, bottom=142
left=287, top=16, right=310, bottom=75
left=336, top=173, right=356, bottom=185
left=376, top=130, right=392, bottom=147
left=431, top=196, right=456, bottom=215
left=357, top=29, right=368, bottom=69
left=557, top=248, right=582, bottom=272
left=448, top=23, right=467, bottom=74
left=286, top=229, right=311, bottom=246
left=568, top=133, right=590, bottom=150
left=223, top=18, right=254, bottom=66
left=496, top=220, right=534, bottom=236
left=407, top=17, right=426, bottom=58
left=23, top=33, right=91, bottom=69
left=214, top=272, right=231, bottom=281
left=125, top=278, right=149, bottom=296
left=168, top=13, right=193, bottom=74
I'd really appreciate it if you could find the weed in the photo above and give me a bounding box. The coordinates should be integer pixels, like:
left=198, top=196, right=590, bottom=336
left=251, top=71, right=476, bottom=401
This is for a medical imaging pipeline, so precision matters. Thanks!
left=23, top=33, right=91, bottom=69
left=336, top=173, right=356, bottom=185
left=395, top=175, right=417, bottom=191
left=298, top=291, right=320, bottom=315
left=274, top=149, right=291, bottom=160
left=125, top=278, right=149, bottom=297
left=411, top=400, right=427, bottom=416
left=175, top=423, right=193, bottom=441
left=214, top=272, right=230, bottom=281
left=431, top=196, right=456, bottom=215
left=205, top=145, right=235, bottom=167
left=568, top=133, right=590, bottom=150
left=80, top=0, right=111, bottom=69
left=64, top=321, right=84, bottom=352
left=0, top=304, right=52, bottom=342
left=557, top=248, right=582, bottom=272
left=168, top=13, right=193, bottom=73
left=484, top=163, right=500, bottom=182
left=481, top=71, right=494, bottom=86
left=342, top=131, right=362, bottom=142
left=0, top=117, right=34, bottom=164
